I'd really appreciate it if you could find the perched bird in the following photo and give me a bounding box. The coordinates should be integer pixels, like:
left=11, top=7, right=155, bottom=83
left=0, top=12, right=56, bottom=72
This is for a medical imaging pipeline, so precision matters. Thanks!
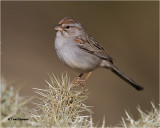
left=54, top=17, right=144, bottom=91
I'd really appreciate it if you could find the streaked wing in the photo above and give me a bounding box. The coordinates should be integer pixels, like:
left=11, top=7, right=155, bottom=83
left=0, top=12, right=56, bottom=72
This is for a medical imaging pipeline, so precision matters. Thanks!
left=75, top=34, right=113, bottom=63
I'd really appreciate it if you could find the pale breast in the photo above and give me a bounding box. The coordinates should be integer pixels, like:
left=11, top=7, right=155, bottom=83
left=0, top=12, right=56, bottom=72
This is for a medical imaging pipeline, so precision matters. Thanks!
left=55, top=36, right=101, bottom=73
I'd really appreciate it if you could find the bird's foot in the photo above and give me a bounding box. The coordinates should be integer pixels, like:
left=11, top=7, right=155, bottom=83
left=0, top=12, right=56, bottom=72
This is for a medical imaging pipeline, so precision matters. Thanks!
left=77, top=79, right=86, bottom=92
left=72, top=76, right=80, bottom=86
left=72, top=77, right=86, bottom=91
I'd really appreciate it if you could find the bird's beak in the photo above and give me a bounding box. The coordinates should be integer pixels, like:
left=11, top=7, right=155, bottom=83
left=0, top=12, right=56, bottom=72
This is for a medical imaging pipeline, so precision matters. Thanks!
left=54, top=24, right=63, bottom=31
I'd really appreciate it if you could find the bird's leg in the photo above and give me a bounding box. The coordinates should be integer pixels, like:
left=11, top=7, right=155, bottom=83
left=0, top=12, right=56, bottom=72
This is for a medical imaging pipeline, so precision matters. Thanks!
left=79, top=72, right=92, bottom=85
left=72, top=73, right=84, bottom=86
left=84, top=72, right=92, bottom=82
left=72, top=72, right=92, bottom=91
left=78, top=72, right=92, bottom=91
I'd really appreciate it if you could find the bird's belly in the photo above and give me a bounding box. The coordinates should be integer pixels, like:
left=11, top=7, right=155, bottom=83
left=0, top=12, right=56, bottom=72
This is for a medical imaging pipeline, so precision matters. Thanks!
left=56, top=47, right=101, bottom=73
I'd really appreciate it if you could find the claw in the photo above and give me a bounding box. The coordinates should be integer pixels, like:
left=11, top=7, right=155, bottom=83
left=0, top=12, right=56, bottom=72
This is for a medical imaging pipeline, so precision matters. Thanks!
left=79, top=80, right=86, bottom=92
left=71, top=72, right=92, bottom=91
left=79, top=80, right=86, bottom=86
left=72, top=78, right=86, bottom=90
left=71, top=77, right=80, bottom=88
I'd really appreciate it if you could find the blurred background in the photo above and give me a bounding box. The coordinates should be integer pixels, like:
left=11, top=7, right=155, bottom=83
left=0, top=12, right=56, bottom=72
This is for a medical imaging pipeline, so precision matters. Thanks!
left=1, top=1, right=159, bottom=126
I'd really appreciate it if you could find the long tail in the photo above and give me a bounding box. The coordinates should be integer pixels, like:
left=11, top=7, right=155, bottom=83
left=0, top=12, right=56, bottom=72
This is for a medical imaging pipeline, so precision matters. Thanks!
left=109, top=64, right=144, bottom=91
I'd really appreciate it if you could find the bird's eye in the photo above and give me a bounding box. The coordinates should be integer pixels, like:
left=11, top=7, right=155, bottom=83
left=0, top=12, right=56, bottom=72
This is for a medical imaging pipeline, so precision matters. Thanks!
left=66, top=26, right=70, bottom=29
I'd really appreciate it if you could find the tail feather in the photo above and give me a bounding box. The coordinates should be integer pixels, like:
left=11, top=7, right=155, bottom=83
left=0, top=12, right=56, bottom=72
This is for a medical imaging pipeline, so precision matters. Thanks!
left=110, top=64, right=144, bottom=91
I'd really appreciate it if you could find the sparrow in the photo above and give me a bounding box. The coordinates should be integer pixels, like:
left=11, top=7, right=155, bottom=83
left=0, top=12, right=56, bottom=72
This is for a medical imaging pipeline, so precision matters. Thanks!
left=54, top=17, right=144, bottom=91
